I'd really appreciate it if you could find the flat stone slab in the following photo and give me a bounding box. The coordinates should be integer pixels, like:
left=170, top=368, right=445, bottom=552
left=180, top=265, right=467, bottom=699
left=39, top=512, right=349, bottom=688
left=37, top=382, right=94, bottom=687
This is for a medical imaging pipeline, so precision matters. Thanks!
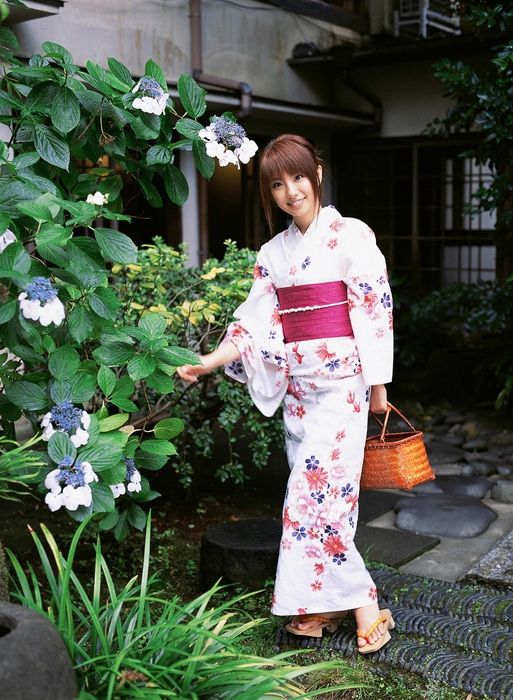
left=200, top=517, right=281, bottom=590
left=412, top=475, right=491, bottom=499
left=425, top=440, right=464, bottom=465
left=491, top=480, right=513, bottom=504
left=358, top=489, right=399, bottom=523
left=355, top=525, right=439, bottom=567
left=395, top=494, right=498, bottom=538
left=463, top=527, right=513, bottom=588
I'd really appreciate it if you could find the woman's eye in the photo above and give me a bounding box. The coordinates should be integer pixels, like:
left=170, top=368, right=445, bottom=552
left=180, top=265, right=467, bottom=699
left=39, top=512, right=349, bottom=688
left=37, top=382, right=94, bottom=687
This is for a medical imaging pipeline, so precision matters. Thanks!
left=272, top=182, right=282, bottom=189
left=295, top=174, right=304, bottom=181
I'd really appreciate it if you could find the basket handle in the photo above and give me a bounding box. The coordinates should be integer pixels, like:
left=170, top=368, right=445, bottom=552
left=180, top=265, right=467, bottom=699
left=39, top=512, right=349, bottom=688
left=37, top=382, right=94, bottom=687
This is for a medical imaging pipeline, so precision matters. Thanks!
left=371, top=402, right=417, bottom=441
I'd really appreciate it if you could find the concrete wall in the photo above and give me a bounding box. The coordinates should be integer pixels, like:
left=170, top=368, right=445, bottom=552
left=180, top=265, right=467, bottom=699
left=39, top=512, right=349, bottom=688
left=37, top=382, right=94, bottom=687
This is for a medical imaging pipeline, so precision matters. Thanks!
left=14, top=0, right=362, bottom=105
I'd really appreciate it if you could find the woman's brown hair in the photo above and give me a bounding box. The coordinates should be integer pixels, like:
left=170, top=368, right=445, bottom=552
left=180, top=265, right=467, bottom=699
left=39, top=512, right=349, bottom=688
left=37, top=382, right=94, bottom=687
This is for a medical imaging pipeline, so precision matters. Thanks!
left=258, top=134, right=325, bottom=233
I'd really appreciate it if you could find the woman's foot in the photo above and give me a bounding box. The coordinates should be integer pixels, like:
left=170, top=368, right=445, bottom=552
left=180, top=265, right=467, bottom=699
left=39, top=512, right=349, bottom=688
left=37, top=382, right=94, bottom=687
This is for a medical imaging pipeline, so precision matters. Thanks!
left=354, top=603, right=387, bottom=648
left=286, top=610, right=347, bottom=635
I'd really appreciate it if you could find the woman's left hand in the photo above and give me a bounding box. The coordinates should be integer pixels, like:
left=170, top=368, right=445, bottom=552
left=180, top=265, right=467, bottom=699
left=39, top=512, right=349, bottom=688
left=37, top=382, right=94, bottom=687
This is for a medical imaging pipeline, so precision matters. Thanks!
left=370, top=384, right=388, bottom=414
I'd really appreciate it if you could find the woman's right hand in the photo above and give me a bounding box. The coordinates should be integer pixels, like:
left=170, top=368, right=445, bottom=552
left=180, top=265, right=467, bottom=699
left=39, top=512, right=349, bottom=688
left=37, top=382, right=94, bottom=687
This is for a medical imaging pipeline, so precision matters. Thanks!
left=176, top=359, right=210, bottom=384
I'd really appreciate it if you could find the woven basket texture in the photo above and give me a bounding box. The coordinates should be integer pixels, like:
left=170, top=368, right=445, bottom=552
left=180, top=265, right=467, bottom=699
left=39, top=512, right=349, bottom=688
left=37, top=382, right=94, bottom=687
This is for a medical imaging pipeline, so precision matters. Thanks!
left=361, top=430, right=434, bottom=490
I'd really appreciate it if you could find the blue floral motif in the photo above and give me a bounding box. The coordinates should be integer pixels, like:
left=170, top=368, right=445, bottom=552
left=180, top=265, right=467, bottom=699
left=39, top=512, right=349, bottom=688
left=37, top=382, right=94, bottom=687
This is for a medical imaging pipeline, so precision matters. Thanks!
left=340, top=483, right=354, bottom=497
left=365, top=388, right=370, bottom=403
left=380, top=292, right=392, bottom=308
left=301, top=256, right=311, bottom=270
left=325, top=358, right=340, bottom=373
left=228, top=360, right=244, bottom=375
left=292, top=527, right=307, bottom=541
left=349, top=516, right=355, bottom=529
left=333, top=553, right=347, bottom=565
left=311, top=491, right=325, bottom=504
left=359, top=282, right=373, bottom=294
left=324, top=525, right=338, bottom=536
left=261, top=350, right=271, bottom=360
left=258, top=264, right=270, bottom=278
left=269, top=330, right=277, bottom=340
left=274, top=354, right=286, bottom=366
left=305, top=455, right=319, bottom=470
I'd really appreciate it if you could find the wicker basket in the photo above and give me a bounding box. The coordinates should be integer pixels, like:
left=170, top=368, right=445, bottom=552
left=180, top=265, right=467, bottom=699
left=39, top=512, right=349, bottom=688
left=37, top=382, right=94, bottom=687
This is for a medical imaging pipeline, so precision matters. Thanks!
left=361, top=402, right=435, bottom=490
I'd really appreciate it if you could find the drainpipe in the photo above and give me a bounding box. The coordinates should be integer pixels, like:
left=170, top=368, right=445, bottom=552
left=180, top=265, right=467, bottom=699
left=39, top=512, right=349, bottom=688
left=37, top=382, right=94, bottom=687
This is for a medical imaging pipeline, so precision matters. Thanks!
left=189, top=0, right=252, bottom=119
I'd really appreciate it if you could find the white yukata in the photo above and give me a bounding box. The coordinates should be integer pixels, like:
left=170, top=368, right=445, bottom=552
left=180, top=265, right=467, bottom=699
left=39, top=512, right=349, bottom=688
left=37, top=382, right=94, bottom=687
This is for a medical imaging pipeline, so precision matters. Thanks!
left=224, top=205, right=393, bottom=616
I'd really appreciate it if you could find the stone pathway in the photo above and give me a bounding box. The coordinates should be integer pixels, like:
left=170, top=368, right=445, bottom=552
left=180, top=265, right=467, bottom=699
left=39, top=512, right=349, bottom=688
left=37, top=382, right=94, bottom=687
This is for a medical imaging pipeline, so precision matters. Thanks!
left=276, top=567, right=513, bottom=700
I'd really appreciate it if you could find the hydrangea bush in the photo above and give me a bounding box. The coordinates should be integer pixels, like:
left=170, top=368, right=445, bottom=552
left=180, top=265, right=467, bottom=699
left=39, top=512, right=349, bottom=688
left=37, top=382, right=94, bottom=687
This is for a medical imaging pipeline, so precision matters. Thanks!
left=0, top=29, right=257, bottom=538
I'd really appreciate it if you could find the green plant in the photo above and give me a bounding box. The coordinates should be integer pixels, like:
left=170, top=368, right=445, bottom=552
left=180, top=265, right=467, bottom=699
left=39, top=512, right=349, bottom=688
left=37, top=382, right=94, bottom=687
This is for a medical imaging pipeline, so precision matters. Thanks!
left=7, top=515, right=362, bottom=699
left=0, top=27, right=258, bottom=534
left=0, top=434, right=45, bottom=501
left=112, top=238, right=284, bottom=489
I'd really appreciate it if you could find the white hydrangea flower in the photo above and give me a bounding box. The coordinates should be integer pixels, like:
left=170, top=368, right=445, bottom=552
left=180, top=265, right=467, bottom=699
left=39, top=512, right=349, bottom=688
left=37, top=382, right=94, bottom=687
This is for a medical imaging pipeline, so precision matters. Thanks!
left=111, top=457, right=142, bottom=498
left=18, top=277, right=65, bottom=327
left=199, top=115, right=258, bottom=169
left=0, top=229, right=16, bottom=253
left=40, top=401, right=91, bottom=447
left=0, top=348, right=24, bottom=392
left=44, top=457, right=98, bottom=512
left=132, top=76, right=169, bottom=116
left=86, top=191, right=109, bottom=206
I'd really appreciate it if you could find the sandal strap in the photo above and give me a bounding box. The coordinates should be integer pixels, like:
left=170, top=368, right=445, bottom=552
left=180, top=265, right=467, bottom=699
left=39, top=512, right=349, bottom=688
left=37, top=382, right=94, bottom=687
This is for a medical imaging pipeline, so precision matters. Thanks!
left=357, top=614, right=388, bottom=640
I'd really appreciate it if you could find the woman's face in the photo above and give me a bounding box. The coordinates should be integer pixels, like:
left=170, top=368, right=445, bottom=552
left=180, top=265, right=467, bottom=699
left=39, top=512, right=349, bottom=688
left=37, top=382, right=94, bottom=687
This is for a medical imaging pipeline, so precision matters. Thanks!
left=270, top=165, right=322, bottom=233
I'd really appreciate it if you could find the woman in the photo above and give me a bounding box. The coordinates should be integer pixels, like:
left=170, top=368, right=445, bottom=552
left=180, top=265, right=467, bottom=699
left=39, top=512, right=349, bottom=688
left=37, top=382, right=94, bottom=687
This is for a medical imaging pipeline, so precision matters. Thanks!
left=178, top=134, right=395, bottom=653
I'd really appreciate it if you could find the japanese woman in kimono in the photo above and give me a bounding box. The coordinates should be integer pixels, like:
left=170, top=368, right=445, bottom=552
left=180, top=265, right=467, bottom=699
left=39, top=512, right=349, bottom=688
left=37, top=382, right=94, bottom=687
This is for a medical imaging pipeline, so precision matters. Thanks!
left=178, top=134, right=395, bottom=654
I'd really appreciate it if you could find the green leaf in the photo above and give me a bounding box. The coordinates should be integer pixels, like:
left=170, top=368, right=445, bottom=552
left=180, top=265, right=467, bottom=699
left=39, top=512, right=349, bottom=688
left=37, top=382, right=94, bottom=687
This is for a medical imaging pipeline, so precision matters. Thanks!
left=139, top=313, right=167, bottom=337
left=144, top=58, right=167, bottom=89
left=91, top=482, right=115, bottom=513
left=70, top=371, right=97, bottom=402
left=78, top=439, right=124, bottom=470
left=93, top=342, right=135, bottom=366
left=0, top=179, right=41, bottom=215
left=177, top=74, right=206, bottom=118
left=113, top=509, right=129, bottom=541
left=134, top=451, right=168, bottom=471
left=0, top=241, right=31, bottom=276
left=42, top=41, right=73, bottom=65
left=140, top=439, right=177, bottom=456
left=97, top=365, right=117, bottom=396
left=145, top=369, right=174, bottom=394
left=127, top=353, right=155, bottom=381
left=193, top=139, right=215, bottom=179
left=98, top=510, right=120, bottom=530
left=50, top=87, right=81, bottom=134
left=48, top=345, right=81, bottom=380
left=164, top=164, right=189, bottom=206
left=98, top=414, right=129, bottom=432
left=85, top=60, right=129, bottom=94
left=94, top=227, right=137, bottom=264
left=156, top=346, right=200, bottom=366
left=154, top=417, right=184, bottom=440
left=107, top=57, right=133, bottom=89
left=33, top=124, right=70, bottom=170
left=47, top=432, right=76, bottom=464
left=175, top=118, right=203, bottom=139
left=5, top=381, right=48, bottom=411
left=111, top=375, right=134, bottom=398
left=110, top=396, right=138, bottom=412
left=13, top=152, right=40, bottom=170
left=50, top=379, right=72, bottom=404
left=89, top=286, right=120, bottom=321
left=0, top=299, right=16, bottom=324
left=138, top=175, right=163, bottom=208
left=100, top=463, right=126, bottom=485
left=146, top=144, right=172, bottom=166
left=127, top=503, right=146, bottom=531
left=67, top=305, right=94, bottom=344
left=36, top=223, right=72, bottom=248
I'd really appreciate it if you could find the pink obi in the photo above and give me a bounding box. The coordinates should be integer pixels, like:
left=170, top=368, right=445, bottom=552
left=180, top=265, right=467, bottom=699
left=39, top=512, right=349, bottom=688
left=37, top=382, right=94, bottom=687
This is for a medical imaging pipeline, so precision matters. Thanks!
left=276, top=280, right=353, bottom=344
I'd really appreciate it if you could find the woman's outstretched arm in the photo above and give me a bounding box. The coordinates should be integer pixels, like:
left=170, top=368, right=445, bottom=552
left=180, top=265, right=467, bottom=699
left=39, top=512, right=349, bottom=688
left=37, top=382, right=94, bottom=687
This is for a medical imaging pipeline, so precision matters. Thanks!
left=176, top=341, right=241, bottom=384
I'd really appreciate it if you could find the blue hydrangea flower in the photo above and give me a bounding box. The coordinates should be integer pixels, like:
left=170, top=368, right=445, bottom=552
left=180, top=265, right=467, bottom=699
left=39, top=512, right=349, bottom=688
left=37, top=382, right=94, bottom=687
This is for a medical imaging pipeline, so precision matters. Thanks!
left=44, top=457, right=98, bottom=512
left=199, top=115, right=258, bottom=167
left=111, top=456, right=142, bottom=498
left=131, top=76, right=169, bottom=115
left=18, top=277, right=65, bottom=327
left=40, top=400, right=90, bottom=447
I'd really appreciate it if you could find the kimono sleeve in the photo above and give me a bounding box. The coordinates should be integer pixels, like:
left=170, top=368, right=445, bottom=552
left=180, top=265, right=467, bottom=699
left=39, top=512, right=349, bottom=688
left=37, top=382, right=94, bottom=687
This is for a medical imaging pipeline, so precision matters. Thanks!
left=342, top=220, right=394, bottom=386
left=223, top=252, right=289, bottom=417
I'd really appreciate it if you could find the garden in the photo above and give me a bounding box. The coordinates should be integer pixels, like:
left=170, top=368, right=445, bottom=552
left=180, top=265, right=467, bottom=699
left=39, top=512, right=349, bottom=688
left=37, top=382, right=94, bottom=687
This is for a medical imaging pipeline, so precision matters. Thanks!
left=1, top=1, right=512, bottom=698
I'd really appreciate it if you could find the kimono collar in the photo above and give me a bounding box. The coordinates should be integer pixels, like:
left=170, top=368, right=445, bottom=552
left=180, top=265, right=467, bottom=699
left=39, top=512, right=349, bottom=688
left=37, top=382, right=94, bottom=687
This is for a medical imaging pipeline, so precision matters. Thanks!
left=290, top=205, right=342, bottom=238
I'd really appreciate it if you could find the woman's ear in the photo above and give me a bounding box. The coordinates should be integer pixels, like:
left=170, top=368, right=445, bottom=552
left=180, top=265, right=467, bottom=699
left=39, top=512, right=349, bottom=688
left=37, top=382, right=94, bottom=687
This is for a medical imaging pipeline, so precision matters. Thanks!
left=317, top=164, right=323, bottom=183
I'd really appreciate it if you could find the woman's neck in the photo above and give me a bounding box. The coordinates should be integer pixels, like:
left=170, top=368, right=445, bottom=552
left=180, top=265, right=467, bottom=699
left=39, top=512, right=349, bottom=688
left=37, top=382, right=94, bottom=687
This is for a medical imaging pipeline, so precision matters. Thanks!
left=294, top=204, right=321, bottom=234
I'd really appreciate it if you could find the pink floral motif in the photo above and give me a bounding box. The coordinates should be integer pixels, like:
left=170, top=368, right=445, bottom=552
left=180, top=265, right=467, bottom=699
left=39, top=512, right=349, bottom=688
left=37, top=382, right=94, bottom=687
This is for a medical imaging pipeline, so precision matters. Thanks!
left=314, top=562, right=325, bottom=576
left=361, top=225, right=374, bottom=240
left=289, top=266, right=297, bottom=277
left=307, top=527, right=320, bottom=539
left=376, top=328, right=385, bottom=339
left=308, top=382, right=319, bottom=391
left=287, top=379, right=306, bottom=401
left=347, top=391, right=361, bottom=413
left=295, top=404, right=306, bottom=419
left=330, top=218, right=344, bottom=232
left=306, top=467, right=329, bottom=490
left=285, top=402, right=297, bottom=417
left=331, top=464, right=348, bottom=480
left=271, top=307, right=282, bottom=325
left=336, top=430, right=346, bottom=442
left=346, top=493, right=359, bottom=512
left=315, top=342, right=336, bottom=361
left=330, top=448, right=341, bottom=461
left=298, top=608, right=307, bottom=615
left=291, top=342, right=304, bottom=365
left=304, top=544, right=323, bottom=559
left=253, top=263, right=262, bottom=280
left=327, top=238, right=338, bottom=249
left=322, top=534, right=347, bottom=556
left=281, top=538, right=292, bottom=550
left=311, top=580, right=322, bottom=591
left=368, top=586, right=378, bottom=600
left=283, top=506, right=300, bottom=530
left=388, top=310, right=394, bottom=330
